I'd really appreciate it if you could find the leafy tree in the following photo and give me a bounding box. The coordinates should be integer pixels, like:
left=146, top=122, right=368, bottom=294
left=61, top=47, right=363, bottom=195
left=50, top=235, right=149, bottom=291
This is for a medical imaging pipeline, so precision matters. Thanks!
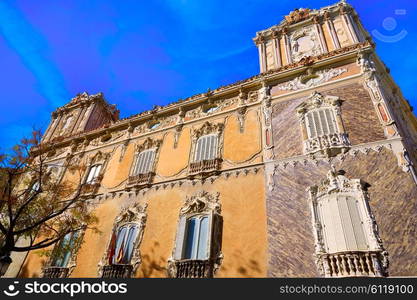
left=0, top=130, right=97, bottom=261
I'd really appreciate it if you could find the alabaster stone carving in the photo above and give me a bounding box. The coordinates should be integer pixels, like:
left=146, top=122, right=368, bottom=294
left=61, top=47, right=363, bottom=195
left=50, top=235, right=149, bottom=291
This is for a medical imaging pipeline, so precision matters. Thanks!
left=307, top=167, right=388, bottom=277
left=97, top=203, right=147, bottom=278
left=276, top=67, right=347, bottom=91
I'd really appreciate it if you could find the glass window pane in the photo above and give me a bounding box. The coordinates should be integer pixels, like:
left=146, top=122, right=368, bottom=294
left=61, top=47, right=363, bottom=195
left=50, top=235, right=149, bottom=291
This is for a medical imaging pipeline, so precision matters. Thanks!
left=197, top=217, right=209, bottom=259
left=113, top=226, right=128, bottom=264
left=184, top=218, right=198, bottom=259
left=123, top=226, right=139, bottom=264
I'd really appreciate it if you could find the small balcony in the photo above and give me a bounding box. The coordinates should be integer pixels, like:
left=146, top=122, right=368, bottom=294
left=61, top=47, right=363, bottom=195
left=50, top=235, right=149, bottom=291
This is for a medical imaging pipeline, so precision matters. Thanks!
left=317, top=251, right=387, bottom=277
left=304, top=133, right=350, bottom=157
left=42, top=266, right=69, bottom=278
left=101, top=264, right=133, bottom=278
left=189, top=158, right=222, bottom=177
left=80, top=182, right=101, bottom=195
left=170, top=259, right=214, bottom=278
left=127, top=172, right=155, bottom=187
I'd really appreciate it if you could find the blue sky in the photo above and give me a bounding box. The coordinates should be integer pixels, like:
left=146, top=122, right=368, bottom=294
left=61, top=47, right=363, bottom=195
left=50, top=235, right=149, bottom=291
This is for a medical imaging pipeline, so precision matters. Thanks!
left=0, top=0, right=416, bottom=151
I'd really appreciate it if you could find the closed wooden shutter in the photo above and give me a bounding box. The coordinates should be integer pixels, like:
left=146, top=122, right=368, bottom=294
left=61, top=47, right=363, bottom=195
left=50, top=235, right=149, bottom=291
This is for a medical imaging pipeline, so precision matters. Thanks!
left=133, top=149, right=155, bottom=175
left=209, top=214, right=223, bottom=261
left=306, top=108, right=338, bottom=139
left=173, top=216, right=187, bottom=260
left=317, top=194, right=369, bottom=253
left=195, top=135, right=218, bottom=162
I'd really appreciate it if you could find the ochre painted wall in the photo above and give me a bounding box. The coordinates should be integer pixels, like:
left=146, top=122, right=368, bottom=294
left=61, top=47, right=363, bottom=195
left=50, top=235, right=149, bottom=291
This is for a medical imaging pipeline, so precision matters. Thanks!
left=223, top=110, right=262, bottom=163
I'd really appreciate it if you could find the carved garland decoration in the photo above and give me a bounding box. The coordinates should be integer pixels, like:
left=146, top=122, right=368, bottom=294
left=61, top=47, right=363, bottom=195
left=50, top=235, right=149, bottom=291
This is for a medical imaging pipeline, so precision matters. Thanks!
left=97, top=203, right=148, bottom=277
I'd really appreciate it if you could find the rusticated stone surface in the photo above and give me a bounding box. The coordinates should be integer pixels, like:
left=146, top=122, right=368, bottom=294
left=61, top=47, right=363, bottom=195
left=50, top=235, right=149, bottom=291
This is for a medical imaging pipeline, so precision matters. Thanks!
left=272, top=82, right=386, bottom=160
left=267, top=147, right=417, bottom=277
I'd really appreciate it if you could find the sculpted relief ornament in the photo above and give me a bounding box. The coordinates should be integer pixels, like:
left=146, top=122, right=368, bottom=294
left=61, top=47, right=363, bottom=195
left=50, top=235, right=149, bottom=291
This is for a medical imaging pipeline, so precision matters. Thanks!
left=276, top=67, right=347, bottom=91
left=167, top=191, right=223, bottom=278
left=297, top=92, right=350, bottom=157
left=97, top=203, right=147, bottom=278
left=307, top=167, right=388, bottom=277
left=290, top=26, right=322, bottom=62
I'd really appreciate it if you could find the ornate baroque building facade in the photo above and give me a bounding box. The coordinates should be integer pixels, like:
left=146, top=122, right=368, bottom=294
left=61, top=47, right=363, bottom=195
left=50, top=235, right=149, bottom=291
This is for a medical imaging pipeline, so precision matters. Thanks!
left=15, top=1, right=417, bottom=278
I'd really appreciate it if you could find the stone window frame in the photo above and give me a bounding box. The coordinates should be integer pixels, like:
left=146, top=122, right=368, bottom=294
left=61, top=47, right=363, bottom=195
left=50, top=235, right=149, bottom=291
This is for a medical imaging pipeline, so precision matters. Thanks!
left=97, top=203, right=147, bottom=278
left=167, top=191, right=223, bottom=278
left=41, top=226, right=86, bottom=278
left=188, top=121, right=224, bottom=177
left=81, top=151, right=110, bottom=194
left=296, top=91, right=350, bottom=157
left=127, top=137, right=162, bottom=187
left=307, top=167, right=389, bottom=277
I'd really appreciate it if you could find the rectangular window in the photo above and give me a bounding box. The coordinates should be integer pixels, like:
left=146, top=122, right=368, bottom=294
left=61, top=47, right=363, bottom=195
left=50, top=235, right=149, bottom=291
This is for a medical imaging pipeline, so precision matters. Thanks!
left=194, top=135, right=218, bottom=162
left=183, top=216, right=209, bottom=260
left=317, top=194, right=368, bottom=253
left=132, top=150, right=155, bottom=175
left=51, top=231, right=79, bottom=268
left=108, top=224, right=139, bottom=265
left=86, top=164, right=102, bottom=184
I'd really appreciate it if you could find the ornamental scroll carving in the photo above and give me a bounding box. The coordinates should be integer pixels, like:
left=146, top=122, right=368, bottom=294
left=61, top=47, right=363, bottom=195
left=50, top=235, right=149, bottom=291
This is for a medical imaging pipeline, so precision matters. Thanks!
left=135, top=137, right=162, bottom=153
left=307, top=167, right=389, bottom=277
left=192, top=121, right=224, bottom=140
left=97, top=203, right=148, bottom=277
left=296, top=92, right=350, bottom=157
left=167, top=191, right=223, bottom=278
left=276, top=67, right=347, bottom=91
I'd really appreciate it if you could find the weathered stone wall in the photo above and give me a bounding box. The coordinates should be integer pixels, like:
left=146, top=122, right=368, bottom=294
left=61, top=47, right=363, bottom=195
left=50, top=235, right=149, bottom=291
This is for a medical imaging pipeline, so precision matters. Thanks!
left=266, top=147, right=417, bottom=277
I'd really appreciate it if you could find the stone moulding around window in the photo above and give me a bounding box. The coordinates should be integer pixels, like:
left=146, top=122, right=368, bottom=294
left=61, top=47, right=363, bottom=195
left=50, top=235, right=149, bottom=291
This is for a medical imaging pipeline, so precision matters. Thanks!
left=167, top=191, right=223, bottom=278
left=41, top=227, right=86, bottom=278
left=81, top=151, right=110, bottom=195
left=189, top=121, right=224, bottom=178
left=296, top=91, right=351, bottom=158
left=97, top=203, right=147, bottom=278
left=307, top=167, right=389, bottom=277
left=127, top=137, right=162, bottom=188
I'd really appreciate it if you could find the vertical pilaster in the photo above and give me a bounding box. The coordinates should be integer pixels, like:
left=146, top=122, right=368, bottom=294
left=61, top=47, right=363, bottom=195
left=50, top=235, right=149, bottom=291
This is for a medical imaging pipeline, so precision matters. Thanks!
left=256, top=37, right=267, bottom=73
left=324, top=11, right=341, bottom=49
left=339, top=5, right=359, bottom=43
left=272, top=31, right=282, bottom=69
left=313, top=16, right=328, bottom=53
left=282, top=27, right=293, bottom=64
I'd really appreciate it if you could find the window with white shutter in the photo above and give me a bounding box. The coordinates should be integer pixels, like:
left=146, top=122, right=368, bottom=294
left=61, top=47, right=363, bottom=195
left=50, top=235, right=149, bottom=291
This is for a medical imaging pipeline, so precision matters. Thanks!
left=297, top=92, right=350, bottom=157
left=309, top=168, right=388, bottom=277
left=132, top=149, right=156, bottom=175
left=306, top=108, right=338, bottom=139
left=85, top=164, right=102, bottom=184
left=194, top=135, right=218, bottom=162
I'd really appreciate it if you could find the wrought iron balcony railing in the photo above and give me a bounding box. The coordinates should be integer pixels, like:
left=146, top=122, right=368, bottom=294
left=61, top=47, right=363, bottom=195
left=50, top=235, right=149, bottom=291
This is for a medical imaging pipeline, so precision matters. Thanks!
left=127, top=172, right=155, bottom=186
left=189, top=158, right=222, bottom=176
left=42, top=266, right=69, bottom=278
left=170, top=259, right=214, bottom=278
left=101, top=264, right=133, bottom=278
